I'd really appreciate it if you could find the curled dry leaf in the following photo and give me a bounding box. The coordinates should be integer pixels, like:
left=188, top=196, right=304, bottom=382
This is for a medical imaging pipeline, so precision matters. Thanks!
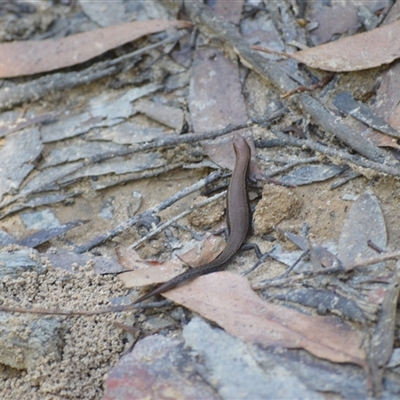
left=364, top=130, right=400, bottom=149
left=118, top=260, right=185, bottom=288
left=115, top=247, right=153, bottom=271
left=0, top=19, right=191, bottom=78
left=118, top=233, right=224, bottom=288
left=164, top=271, right=366, bottom=366
left=290, top=19, right=400, bottom=72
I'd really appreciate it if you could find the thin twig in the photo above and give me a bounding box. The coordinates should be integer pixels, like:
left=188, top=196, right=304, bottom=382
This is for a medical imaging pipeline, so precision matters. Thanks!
left=86, top=107, right=287, bottom=166
left=269, top=130, right=400, bottom=177
left=242, top=251, right=272, bottom=275
left=90, top=162, right=182, bottom=191
left=281, top=249, right=310, bottom=278
left=0, top=299, right=171, bottom=316
left=345, top=251, right=400, bottom=269
left=129, top=191, right=225, bottom=249
left=2, top=251, right=400, bottom=317
left=108, top=30, right=188, bottom=66
left=76, top=170, right=223, bottom=253
left=252, top=250, right=400, bottom=290
left=281, top=73, right=334, bottom=99
left=329, top=170, right=362, bottom=189
left=263, top=156, right=320, bottom=177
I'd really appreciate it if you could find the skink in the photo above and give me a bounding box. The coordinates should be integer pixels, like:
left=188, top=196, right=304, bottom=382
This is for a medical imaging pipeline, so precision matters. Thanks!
left=133, top=134, right=251, bottom=304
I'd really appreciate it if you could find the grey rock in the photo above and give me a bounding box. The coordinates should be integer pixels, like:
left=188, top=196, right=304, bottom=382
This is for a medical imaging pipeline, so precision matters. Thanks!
left=0, top=314, right=63, bottom=370
left=183, top=317, right=322, bottom=400
left=20, top=209, right=60, bottom=230
left=0, top=248, right=46, bottom=279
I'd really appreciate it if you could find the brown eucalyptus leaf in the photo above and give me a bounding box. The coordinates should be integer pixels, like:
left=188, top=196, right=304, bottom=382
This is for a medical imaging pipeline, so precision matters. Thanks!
left=292, top=19, right=400, bottom=71
left=0, top=20, right=191, bottom=78
left=115, top=247, right=153, bottom=271
left=118, top=259, right=185, bottom=288
left=164, top=271, right=366, bottom=366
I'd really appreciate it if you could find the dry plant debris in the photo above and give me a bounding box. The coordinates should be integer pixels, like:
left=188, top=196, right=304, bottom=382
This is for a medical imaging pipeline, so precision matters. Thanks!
left=119, top=233, right=224, bottom=288
left=256, top=19, right=400, bottom=72
left=0, top=19, right=191, bottom=78
left=1, top=0, right=400, bottom=398
left=162, top=271, right=365, bottom=366
left=300, top=18, right=400, bottom=71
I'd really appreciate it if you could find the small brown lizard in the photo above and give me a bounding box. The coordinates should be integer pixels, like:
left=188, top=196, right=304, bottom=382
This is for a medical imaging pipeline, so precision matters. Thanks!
left=133, top=134, right=251, bottom=304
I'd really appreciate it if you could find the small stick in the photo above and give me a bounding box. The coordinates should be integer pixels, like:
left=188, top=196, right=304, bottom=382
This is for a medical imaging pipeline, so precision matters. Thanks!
left=3, top=252, right=400, bottom=317
left=263, top=156, right=320, bottom=177
left=0, top=299, right=171, bottom=316
left=270, top=129, right=400, bottom=177
left=281, top=249, right=310, bottom=279
left=253, top=250, right=400, bottom=290
left=242, top=251, right=273, bottom=276
left=76, top=170, right=223, bottom=252
left=113, top=321, right=140, bottom=335
left=129, top=191, right=225, bottom=249
left=367, top=240, right=384, bottom=254
left=85, top=109, right=286, bottom=166
left=281, top=74, right=334, bottom=99
left=251, top=44, right=292, bottom=59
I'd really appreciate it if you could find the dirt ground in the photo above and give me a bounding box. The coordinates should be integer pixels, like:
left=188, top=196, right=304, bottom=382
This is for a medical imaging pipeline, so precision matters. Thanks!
left=1, top=1, right=400, bottom=399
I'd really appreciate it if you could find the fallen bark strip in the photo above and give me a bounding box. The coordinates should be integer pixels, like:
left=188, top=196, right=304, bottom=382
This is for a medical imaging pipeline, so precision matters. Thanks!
left=368, top=265, right=400, bottom=394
